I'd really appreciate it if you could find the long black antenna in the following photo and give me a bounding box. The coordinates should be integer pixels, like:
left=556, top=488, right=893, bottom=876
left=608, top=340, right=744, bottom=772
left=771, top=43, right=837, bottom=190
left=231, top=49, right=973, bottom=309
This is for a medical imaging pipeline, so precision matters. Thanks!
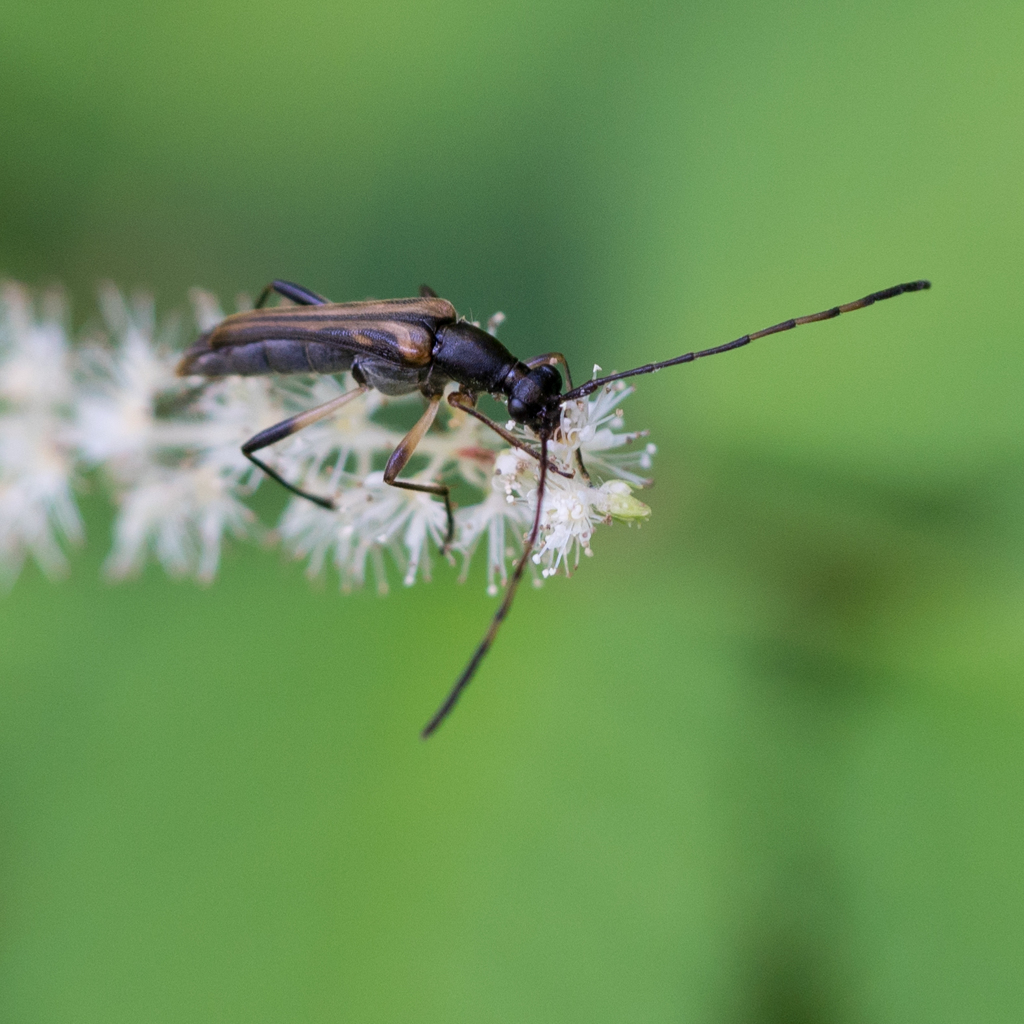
left=561, top=280, right=931, bottom=403
left=422, top=434, right=551, bottom=738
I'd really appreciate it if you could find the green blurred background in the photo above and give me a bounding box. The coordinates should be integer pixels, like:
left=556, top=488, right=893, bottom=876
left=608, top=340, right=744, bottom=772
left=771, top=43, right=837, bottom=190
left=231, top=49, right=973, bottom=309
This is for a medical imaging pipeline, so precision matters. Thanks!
left=2, top=1, right=1023, bottom=1020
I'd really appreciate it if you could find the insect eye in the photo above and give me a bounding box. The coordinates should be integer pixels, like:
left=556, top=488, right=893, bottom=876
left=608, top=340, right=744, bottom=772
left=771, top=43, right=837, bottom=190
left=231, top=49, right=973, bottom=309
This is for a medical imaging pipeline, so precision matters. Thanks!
left=531, top=365, right=563, bottom=396
left=507, top=394, right=531, bottom=422
left=508, top=366, right=562, bottom=424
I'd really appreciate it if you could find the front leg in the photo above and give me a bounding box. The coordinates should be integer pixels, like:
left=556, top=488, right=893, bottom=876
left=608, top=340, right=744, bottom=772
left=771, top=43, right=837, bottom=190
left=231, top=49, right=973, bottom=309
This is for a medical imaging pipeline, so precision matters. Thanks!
left=384, top=394, right=455, bottom=551
left=447, top=391, right=573, bottom=479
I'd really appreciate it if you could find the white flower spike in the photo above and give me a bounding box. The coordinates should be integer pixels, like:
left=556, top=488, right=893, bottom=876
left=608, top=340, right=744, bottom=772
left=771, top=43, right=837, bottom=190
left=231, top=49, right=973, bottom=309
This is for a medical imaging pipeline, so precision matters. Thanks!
left=0, top=281, right=655, bottom=593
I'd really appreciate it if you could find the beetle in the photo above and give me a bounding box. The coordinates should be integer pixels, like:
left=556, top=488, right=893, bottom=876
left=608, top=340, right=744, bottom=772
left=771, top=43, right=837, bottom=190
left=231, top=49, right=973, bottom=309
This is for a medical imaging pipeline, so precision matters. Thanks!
left=177, top=277, right=931, bottom=736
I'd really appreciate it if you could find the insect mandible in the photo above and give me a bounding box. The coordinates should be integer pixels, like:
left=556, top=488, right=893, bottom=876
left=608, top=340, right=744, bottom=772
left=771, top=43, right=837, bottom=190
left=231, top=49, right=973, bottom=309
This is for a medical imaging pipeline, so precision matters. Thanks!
left=177, top=277, right=931, bottom=736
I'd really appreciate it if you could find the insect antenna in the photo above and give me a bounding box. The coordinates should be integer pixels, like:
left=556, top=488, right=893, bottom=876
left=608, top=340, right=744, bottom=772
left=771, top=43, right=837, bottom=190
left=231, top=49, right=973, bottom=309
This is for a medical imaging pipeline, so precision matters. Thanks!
left=422, top=433, right=551, bottom=738
left=560, top=280, right=931, bottom=403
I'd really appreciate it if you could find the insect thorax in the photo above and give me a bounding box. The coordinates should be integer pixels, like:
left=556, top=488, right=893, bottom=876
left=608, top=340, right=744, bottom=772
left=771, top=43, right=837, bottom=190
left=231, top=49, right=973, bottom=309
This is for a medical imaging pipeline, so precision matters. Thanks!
left=430, top=322, right=521, bottom=395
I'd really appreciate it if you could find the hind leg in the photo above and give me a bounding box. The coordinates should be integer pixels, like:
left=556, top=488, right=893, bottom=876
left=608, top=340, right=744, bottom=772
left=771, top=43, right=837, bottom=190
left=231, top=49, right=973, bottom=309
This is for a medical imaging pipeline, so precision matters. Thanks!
left=255, top=280, right=330, bottom=308
left=241, top=385, right=369, bottom=507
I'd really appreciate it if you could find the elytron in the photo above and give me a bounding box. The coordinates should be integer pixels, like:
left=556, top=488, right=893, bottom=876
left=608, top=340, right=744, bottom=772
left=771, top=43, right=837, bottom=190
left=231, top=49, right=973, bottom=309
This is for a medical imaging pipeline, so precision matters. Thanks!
left=178, top=278, right=931, bottom=735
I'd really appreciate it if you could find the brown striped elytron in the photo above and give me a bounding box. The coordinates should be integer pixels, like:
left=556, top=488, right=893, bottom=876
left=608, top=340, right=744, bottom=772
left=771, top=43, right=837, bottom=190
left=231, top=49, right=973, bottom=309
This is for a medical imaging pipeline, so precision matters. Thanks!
left=179, top=278, right=931, bottom=736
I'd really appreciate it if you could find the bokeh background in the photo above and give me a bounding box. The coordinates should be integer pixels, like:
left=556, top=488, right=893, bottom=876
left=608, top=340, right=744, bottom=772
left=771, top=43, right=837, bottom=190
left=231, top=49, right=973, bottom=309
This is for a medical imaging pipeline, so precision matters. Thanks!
left=2, top=1, right=1023, bottom=1021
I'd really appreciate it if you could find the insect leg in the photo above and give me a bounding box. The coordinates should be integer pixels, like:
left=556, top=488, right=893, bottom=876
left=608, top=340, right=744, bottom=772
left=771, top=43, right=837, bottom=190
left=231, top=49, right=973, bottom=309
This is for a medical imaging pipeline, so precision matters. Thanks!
left=561, top=279, right=932, bottom=402
left=383, top=394, right=455, bottom=550
left=447, top=391, right=572, bottom=479
left=254, top=280, right=330, bottom=309
left=242, top=385, right=369, bottom=508
left=421, top=432, right=551, bottom=738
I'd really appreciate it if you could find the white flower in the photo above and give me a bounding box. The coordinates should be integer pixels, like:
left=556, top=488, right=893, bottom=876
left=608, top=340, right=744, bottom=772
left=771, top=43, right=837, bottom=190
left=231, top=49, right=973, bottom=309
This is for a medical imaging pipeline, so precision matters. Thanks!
left=0, top=413, right=83, bottom=584
left=554, top=380, right=656, bottom=486
left=532, top=477, right=650, bottom=577
left=0, top=283, right=82, bottom=584
left=278, top=469, right=450, bottom=594
left=455, top=469, right=533, bottom=595
left=103, top=463, right=254, bottom=583
left=462, top=379, right=653, bottom=587
left=0, top=284, right=73, bottom=407
left=73, top=287, right=183, bottom=468
left=73, top=286, right=273, bottom=580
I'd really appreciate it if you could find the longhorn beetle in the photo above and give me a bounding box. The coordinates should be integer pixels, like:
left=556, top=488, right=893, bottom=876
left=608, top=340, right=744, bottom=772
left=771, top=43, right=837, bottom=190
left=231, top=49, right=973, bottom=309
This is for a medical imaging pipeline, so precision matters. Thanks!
left=177, top=277, right=931, bottom=736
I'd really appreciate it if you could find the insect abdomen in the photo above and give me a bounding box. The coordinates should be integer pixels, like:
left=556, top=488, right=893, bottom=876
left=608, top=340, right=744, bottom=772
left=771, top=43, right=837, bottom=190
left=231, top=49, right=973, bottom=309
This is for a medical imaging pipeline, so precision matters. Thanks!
left=178, top=336, right=355, bottom=377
